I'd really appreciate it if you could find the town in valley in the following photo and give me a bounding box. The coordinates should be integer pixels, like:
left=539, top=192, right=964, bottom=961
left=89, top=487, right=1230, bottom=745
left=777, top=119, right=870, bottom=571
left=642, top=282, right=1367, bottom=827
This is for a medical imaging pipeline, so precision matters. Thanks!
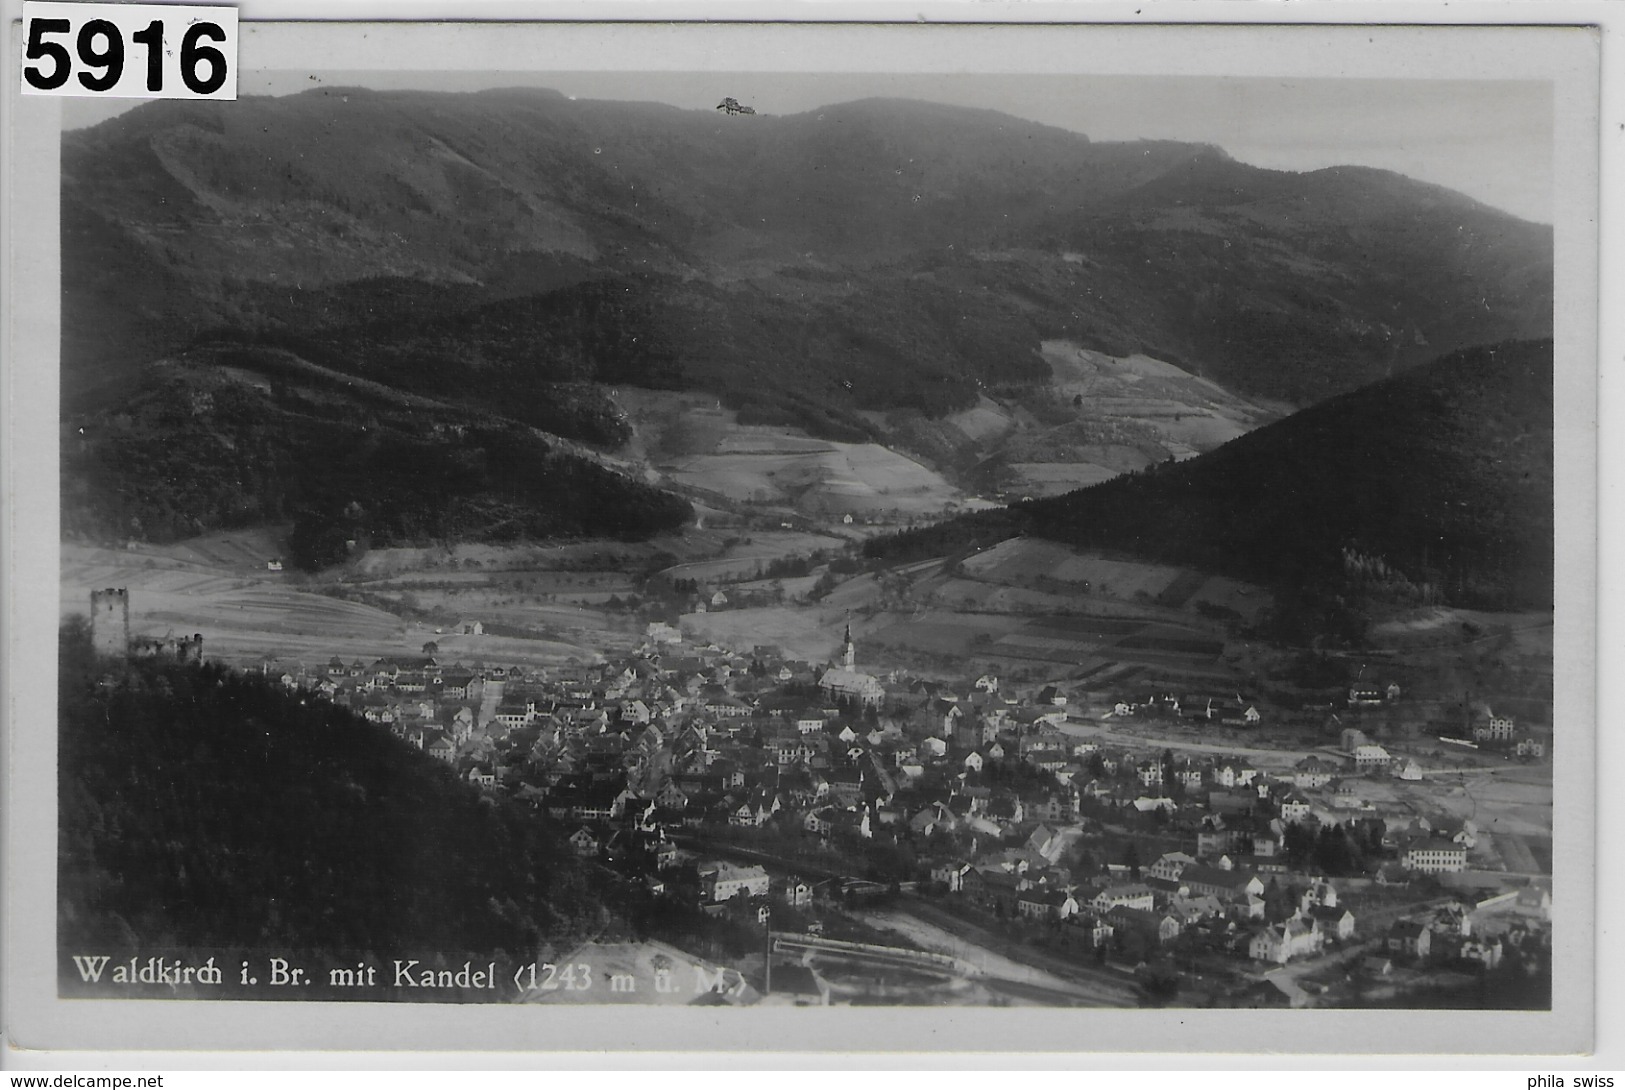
left=54, top=83, right=1560, bottom=1012
left=72, top=524, right=1552, bottom=1010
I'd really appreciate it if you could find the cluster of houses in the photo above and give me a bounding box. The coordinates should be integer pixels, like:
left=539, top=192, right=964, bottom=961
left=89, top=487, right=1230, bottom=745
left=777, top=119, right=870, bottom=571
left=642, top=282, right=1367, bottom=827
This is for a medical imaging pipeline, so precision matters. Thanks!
left=255, top=622, right=1547, bottom=986
left=1467, top=706, right=1547, bottom=758
left=261, top=653, right=497, bottom=767
left=1122, top=680, right=1549, bottom=765
left=1374, top=888, right=1552, bottom=975
left=1110, top=691, right=1263, bottom=727
left=935, top=836, right=1360, bottom=968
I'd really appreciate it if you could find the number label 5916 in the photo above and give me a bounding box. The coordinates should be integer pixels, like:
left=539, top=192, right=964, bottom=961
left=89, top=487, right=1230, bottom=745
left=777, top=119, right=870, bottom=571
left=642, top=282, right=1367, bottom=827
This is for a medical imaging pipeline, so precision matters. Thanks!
left=20, top=3, right=237, bottom=100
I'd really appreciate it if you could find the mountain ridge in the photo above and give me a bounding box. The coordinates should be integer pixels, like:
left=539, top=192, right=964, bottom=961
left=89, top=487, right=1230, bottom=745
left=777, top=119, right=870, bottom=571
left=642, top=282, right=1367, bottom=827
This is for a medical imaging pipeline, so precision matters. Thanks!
left=63, top=88, right=1551, bottom=418
left=60, top=90, right=1553, bottom=556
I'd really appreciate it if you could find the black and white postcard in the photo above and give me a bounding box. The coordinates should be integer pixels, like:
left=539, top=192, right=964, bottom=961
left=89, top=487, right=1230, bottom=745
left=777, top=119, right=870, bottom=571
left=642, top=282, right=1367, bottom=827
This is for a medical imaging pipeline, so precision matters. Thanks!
left=0, top=8, right=1607, bottom=1059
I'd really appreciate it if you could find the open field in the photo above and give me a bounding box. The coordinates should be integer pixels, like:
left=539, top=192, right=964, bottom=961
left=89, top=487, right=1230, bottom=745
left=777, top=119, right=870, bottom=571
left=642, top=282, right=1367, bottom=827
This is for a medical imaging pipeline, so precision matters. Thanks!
left=380, top=587, right=636, bottom=636
left=72, top=327, right=1518, bottom=709
left=353, top=541, right=655, bottom=577
left=1043, top=342, right=1284, bottom=425
left=66, top=543, right=399, bottom=664
left=66, top=492, right=1549, bottom=732
left=618, top=386, right=983, bottom=520
left=622, top=353, right=1272, bottom=522
left=943, top=397, right=1019, bottom=444
left=728, top=574, right=822, bottom=599
left=360, top=570, right=640, bottom=596
left=654, top=530, right=851, bottom=584
left=64, top=543, right=627, bottom=669
left=1302, top=763, right=1554, bottom=853
left=150, top=526, right=290, bottom=572
left=1001, top=462, right=1122, bottom=498
left=972, top=341, right=1285, bottom=495
left=1419, top=769, right=1554, bottom=840
left=65, top=515, right=889, bottom=673
left=966, top=539, right=1150, bottom=591
left=658, top=556, right=794, bottom=584
left=65, top=543, right=268, bottom=598
left=670, top=442, right=967, bottom=517
left=1154, top=411, right=1253, bottom=450
left=861, top=601, right=1235, bottom=685
left=683, top=530, right=849, bottom=559
left=615, top=344, right=1279, bottom=523
left=818, top=536, right=1282, bottom=683
left=883, top=574, right=1138, bottom=616
left=955, top=537, right=1268, bottom=624
left=346, top=525, right=845, bottom=580
left=1493, top=834, right=1540, bottom=874
left=866, top=610, right=1033, bottom=657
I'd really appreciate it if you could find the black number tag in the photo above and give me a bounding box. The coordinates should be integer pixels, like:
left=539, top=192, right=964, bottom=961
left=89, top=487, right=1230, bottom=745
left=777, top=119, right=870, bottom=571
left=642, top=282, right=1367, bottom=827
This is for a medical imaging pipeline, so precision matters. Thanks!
left=20, top=3, right=237, bottom=100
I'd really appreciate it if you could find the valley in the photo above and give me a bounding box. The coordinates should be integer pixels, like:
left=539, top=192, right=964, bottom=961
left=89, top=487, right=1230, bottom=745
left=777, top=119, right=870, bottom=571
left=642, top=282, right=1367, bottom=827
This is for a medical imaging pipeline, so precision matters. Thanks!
left=53, top=87, right=1561, bottom=1012
left=63, top=323, right=1555, bottom=700
left=64, top=497, right=1553, bottom=718
left=60, top=496, right=1555, bottom=1011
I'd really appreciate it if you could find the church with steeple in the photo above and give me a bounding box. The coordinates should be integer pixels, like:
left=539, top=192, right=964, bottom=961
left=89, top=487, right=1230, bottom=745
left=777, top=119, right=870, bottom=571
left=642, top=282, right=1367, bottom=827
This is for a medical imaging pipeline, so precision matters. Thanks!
left=817, top=622, right=884, bottom=708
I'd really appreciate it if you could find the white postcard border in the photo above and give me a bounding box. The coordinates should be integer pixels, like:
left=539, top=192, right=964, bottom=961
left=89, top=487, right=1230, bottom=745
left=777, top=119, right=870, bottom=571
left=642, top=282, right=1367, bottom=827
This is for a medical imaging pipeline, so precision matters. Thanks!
left=2, top=9, right=1609, bottom=1063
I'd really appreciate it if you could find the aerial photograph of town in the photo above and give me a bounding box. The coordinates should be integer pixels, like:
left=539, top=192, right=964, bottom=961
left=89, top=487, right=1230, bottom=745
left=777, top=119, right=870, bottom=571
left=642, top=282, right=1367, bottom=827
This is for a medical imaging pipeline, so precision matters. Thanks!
left=53, top=62, right=1559, bottom=1014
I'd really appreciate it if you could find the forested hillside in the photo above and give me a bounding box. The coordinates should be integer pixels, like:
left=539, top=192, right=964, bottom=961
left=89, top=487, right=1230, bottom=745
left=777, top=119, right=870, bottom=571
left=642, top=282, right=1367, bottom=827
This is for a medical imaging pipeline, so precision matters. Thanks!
left=61, top=345, right=693, bottom=562
left=867, top=339, right=1555, bottom=616
left=57, top=618, right=618, bottom=997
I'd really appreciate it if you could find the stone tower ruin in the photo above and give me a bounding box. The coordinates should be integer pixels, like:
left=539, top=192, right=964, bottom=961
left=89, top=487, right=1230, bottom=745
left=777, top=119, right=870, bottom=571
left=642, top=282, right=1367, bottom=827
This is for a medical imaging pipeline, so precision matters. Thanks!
left=131, top=632, right=205, bottom=664
left=90, top=588, right=130, bottom=658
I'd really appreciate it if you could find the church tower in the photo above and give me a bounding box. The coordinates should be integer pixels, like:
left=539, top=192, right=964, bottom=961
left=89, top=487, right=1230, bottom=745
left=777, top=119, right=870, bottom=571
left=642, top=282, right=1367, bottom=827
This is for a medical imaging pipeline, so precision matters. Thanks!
left=841, top=623, right=856, bottom=671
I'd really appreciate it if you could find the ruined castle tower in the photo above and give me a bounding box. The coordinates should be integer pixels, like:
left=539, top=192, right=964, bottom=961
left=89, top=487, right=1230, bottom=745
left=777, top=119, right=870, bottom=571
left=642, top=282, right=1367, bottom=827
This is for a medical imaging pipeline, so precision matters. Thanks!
left=176, top=634, right=205, bottom=664
left=90, top=588, right=130, bottom=658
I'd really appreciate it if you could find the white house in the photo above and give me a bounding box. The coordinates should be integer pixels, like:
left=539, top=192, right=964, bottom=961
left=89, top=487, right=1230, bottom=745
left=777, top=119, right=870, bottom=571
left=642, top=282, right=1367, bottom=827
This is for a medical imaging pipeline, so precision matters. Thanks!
left=1402, top=838, right=1467, bottom=873
left=699, top=861, right=772, bottom=903
left=1249, top=919, right=1322, bottom=964
left=1353, top=744, right=1391, bottom=772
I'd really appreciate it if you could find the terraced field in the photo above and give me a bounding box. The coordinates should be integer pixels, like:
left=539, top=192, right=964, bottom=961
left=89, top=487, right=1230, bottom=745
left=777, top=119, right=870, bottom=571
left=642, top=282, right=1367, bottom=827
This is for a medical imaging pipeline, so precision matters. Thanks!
left=619, top=386, right=985, bottom=521
left=982, top=341, right=1284, bottom=499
